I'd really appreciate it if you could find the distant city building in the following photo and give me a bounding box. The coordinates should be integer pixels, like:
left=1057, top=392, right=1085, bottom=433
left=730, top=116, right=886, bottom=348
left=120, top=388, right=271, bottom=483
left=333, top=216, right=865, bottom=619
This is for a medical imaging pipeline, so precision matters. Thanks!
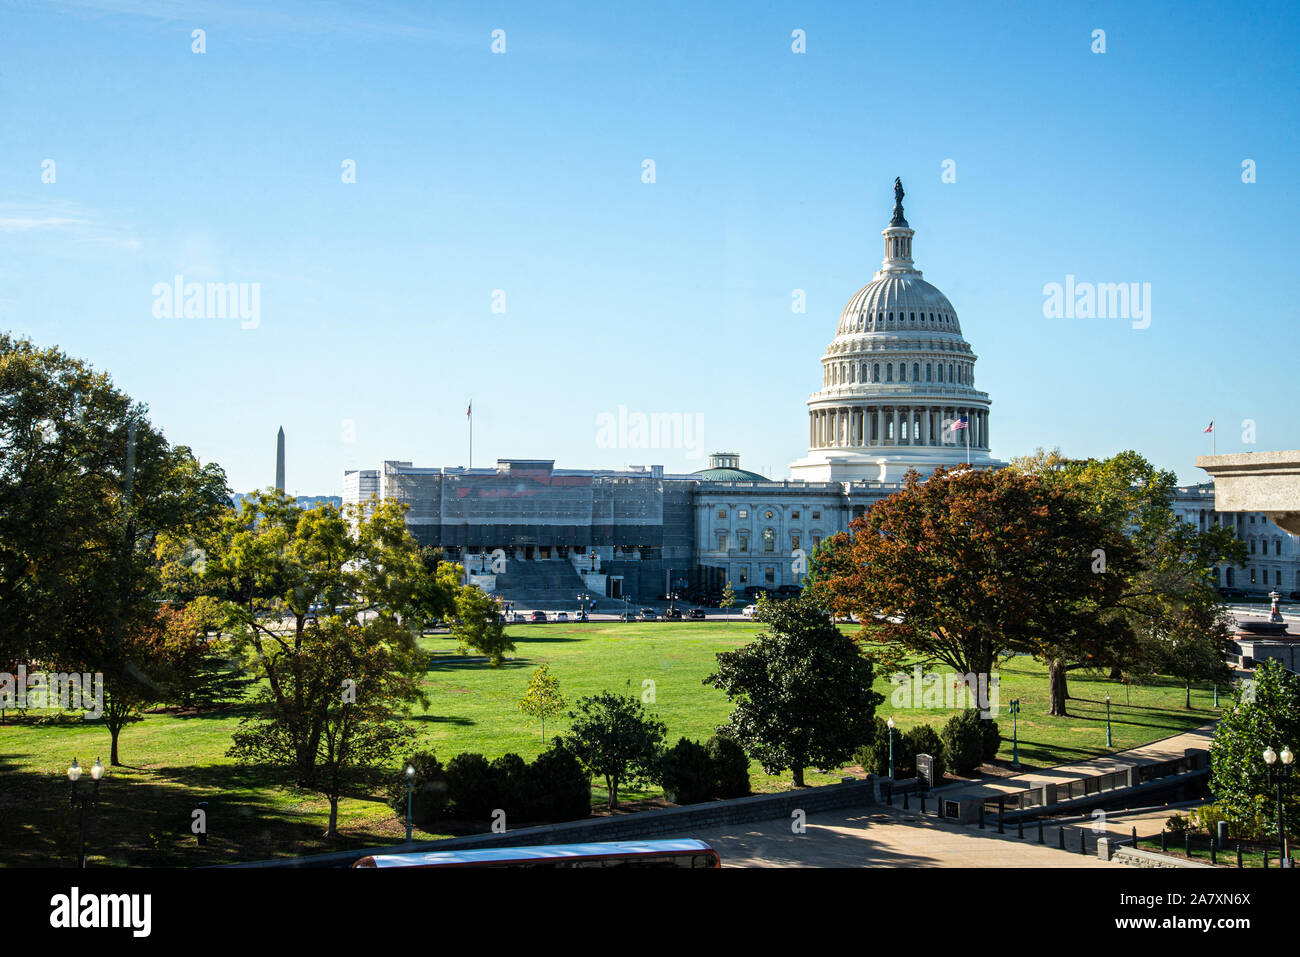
left=1174, top=483, right=1300, bottom=594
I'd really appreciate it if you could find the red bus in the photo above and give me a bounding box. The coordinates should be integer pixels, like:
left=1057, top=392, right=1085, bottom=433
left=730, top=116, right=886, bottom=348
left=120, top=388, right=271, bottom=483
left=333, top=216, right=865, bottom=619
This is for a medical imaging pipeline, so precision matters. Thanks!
left=353, top=839, right=720, bottom=869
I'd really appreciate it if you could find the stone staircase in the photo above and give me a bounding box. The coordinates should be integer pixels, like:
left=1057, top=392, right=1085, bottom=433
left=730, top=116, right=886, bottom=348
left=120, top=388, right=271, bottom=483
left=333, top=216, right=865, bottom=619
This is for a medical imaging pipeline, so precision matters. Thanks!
left=493, top=559, right=590, bottom=607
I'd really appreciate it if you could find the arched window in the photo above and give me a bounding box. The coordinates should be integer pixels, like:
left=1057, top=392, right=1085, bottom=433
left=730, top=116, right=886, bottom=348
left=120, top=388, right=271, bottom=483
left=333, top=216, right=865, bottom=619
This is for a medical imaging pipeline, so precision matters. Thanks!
left=763, top=529, right=775, bottom=552
left=926, top=363, right=933, bottom=382
left=912, top=362, right=920, bottom=381
left=887, top=365, right=894, bottom=382
left=899, top=364, right=906, bottom=382
left=910, top=312, right=916, bottom=324
left=887, top=312, right=893, bottom=325
left=873, top=363, right=880, bottom=382
left=937, top=364, right=944, bottom=383
left=948, top=363, right=954, bottom=382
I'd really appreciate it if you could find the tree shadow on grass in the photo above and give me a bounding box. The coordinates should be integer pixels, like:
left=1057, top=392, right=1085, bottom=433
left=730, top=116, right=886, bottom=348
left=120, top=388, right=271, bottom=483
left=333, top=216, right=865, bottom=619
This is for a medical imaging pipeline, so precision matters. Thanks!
left=409, top=714, right=474, bottom=725
left=0, top=757, right=401, bottom=868
left=424, top=657, right=532, bottom=673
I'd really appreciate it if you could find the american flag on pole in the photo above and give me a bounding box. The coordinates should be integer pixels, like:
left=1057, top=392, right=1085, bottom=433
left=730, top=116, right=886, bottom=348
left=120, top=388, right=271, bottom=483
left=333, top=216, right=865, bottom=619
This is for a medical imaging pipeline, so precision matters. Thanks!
left=1203, top=420, right=1213, bottom=433
left=946, top=415, right=968, bottom=433
left=467, top=401, right=472, bottom=419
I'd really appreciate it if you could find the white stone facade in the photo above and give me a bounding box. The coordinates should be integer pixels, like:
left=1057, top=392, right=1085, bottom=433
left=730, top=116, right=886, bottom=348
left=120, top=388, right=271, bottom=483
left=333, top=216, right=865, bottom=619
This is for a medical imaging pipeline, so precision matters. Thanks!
left=790, top=184, right=1001, bottom=483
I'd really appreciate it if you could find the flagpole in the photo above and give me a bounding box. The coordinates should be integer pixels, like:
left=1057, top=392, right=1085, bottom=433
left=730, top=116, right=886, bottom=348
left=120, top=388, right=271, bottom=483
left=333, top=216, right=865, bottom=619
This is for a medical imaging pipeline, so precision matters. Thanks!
left=965, top=417, right=970, bottom=465
left=468, top=400, right=473, bottom=468
left=1212, top=417, right=1215, bottom=456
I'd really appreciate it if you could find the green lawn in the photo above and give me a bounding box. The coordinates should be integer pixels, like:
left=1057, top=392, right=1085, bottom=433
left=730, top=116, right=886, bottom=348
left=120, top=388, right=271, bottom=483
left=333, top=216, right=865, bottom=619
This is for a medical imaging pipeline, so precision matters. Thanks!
left=0, top=621, right=1222, bottom=866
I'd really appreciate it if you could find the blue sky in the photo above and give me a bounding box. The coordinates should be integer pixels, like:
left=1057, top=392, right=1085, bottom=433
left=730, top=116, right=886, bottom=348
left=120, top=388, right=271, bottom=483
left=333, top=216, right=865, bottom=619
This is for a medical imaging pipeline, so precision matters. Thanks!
left=3, top=0, right=1297, bottom=494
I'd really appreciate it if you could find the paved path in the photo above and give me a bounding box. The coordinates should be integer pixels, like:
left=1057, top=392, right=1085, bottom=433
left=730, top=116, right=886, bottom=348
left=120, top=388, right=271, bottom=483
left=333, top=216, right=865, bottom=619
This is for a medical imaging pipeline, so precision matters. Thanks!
left=680, top=806, right=1114, bottom=867
left=931, top=724, right=1217, bottom=799
left=675, top=728, right=1218, bottom=867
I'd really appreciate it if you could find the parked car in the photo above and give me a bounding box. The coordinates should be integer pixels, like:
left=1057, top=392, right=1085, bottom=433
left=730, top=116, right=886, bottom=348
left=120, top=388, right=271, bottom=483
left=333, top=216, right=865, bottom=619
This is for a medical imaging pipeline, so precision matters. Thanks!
left=637, top=608, right=658, bottom=621
left=688, top=608, right=706, bottom=620
left=1218, top=587, right=1247, bottom=600
left=664, top=608, right=683, bottom=620
left=510, top=612, right=526, bottom=623
left=741, top=604, right=757, bottom=618
left=554, top=611, right=569, bottom=622
left=530, top=610, right=548, bottom=623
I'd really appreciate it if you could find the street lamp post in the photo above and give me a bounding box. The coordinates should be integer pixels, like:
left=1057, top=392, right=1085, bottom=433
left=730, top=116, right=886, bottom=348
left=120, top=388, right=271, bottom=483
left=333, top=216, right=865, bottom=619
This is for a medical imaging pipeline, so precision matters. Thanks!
left=67, top=757, right=104, bottom=868
left=887, top=717, right=895, bottom=779
left=1105, top=693, right=1112, bottom=749
left=1264, top=745, right=1294, bottom=867
left=1009, top=699, right=1021, bottom=768
left=577, top=592, right=589, bottom=622
left=405, top=765, right=415, bottom=842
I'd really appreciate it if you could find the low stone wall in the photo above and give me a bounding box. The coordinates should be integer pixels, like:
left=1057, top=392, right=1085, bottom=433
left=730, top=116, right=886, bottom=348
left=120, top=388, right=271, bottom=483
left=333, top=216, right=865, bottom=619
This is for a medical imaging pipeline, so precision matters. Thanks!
left=226, top=775, right=883, bottom=868
left=1097, top=838, right=1215, bottom=868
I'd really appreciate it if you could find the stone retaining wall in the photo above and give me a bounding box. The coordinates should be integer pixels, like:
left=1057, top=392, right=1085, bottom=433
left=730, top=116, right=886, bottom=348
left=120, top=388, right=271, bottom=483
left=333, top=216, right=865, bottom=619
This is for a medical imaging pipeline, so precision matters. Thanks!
left=226, top=775, right=889, bottom=868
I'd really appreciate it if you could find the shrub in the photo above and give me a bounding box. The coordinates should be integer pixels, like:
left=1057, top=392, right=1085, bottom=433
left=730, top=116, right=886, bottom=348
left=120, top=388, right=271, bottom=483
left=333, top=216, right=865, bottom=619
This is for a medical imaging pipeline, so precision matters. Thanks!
left=980, top=717, right=1001, bottom=762
left=661, top=738, right=716, bottom=805
left=1165, top=812, right=1189, bottom=835
left=901, top=724, right=946, bottom=783
left=444, top=752, right=497, bottom=820
left=1189, top=802, right=1231, bottom=837
left=707, top=734, right=751, bottom=798
left=526, top=739, right=592, bottom=822
left=488, top=753, right=528, bottom=819
left=388, top=750, right=449, bottom=827
left=853, top=717, right=887, bottom=776
left=941, top=710, right=987, bottom=775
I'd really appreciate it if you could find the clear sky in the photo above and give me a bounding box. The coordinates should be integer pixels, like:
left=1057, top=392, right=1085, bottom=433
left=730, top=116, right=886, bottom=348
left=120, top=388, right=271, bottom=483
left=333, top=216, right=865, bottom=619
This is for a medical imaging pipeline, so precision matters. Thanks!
left=3, top=0, right=1297, bottom=495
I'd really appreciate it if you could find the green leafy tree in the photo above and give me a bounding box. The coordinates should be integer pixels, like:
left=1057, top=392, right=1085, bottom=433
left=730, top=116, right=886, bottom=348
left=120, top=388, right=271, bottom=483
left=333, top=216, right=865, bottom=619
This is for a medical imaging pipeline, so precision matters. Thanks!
left=705, top=594, right=882, bottom=786
left=194, top=492, right=443, bottom=785
left=1012, top=449, right=1245, bottom=713
left=1143, top=602, right=1234, bottom=708
left=1209, top=661, right=1300, bottom=846
left=518, top=663, right=566, bottom=739
left=564, top=691, right=666, bottom=809
left=719, top=580, right=736, bottom=612
left=0, top=335, right=228, bottom=758
left=230, top=616, right=422, bottom=836
left=451, top=579, right=515, bottom=666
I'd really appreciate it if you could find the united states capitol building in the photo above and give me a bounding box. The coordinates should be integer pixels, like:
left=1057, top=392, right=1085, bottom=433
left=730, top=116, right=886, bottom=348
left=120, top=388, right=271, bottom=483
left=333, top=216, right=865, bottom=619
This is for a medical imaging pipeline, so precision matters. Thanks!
left=344, top=182, right=1298, bottom=604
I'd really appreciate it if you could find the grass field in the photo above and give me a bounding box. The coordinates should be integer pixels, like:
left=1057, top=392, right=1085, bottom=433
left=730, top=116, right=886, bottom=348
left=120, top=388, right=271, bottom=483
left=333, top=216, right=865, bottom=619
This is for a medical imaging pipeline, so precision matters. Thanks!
left=0, top=621, right=1223, bottom=866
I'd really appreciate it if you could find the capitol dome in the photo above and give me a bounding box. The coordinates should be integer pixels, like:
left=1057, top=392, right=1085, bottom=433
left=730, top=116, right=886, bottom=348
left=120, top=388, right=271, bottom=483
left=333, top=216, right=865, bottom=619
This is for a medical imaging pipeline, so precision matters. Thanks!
left=789, top=179, right=1000, bottom=485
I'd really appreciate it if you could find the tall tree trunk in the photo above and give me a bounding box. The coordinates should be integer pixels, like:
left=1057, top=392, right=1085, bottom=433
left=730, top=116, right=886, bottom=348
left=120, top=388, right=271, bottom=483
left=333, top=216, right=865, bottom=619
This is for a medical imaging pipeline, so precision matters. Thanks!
left=109, top=724, right=121, bottom=765
left=793, top=765, right=805, bottom=787
left=326, top=794, right=339, bottom=837
left=1185, top=680, right=1191, bottom=709
left=1109, top=664, right=1122, bottom=681
left=1047, top=659, right=1069, bottom=717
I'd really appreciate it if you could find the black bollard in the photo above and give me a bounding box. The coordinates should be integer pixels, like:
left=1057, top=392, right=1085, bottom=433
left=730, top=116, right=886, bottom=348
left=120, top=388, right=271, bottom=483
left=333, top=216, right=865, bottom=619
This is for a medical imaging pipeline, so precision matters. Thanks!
left=903, top=790, right=909, bottom=810
left=1017, top=817, right=1024, bottom=839
left=920, top=793, right=927, bottom=815
left=1037, top=817, right=1044, bottom=844
left=978, top=803, right=985, bottom=829
left=886, top=784, right=893, bottom=806
left=1131, top=826, right=1138, bottom=848
left=1210, top=837, right=1217, bottom=865
left=1080, top=828, right=1087, bottom=854
left=1058, top=827, right=1065, bottom=850
left=1185, top=832, right=1191, bottom=858
left=1160, top=829, right=1167, bottom=852
left=1237, top=843, right=1243, bottom=869
left=997, top=798, right=1005, bottom=834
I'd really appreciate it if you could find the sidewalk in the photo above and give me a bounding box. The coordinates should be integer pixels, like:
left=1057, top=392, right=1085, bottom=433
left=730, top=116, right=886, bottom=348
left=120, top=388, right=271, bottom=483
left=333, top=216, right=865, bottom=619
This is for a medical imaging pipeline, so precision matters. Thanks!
left=932, top=723, right=1217, bottom=799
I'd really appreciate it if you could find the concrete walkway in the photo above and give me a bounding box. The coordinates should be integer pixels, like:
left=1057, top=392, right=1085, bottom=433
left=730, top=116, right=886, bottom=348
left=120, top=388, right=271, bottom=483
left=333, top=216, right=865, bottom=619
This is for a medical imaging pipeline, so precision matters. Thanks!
left=931, top=723, right=1217, bottom=800
left=680, top=805, right=1114, bottom=867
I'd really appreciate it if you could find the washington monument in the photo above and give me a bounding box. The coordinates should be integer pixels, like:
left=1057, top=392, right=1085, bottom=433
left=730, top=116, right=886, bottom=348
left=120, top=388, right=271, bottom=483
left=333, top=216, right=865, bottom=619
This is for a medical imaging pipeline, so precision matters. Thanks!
left=276, top=426, right=285, bottom=492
